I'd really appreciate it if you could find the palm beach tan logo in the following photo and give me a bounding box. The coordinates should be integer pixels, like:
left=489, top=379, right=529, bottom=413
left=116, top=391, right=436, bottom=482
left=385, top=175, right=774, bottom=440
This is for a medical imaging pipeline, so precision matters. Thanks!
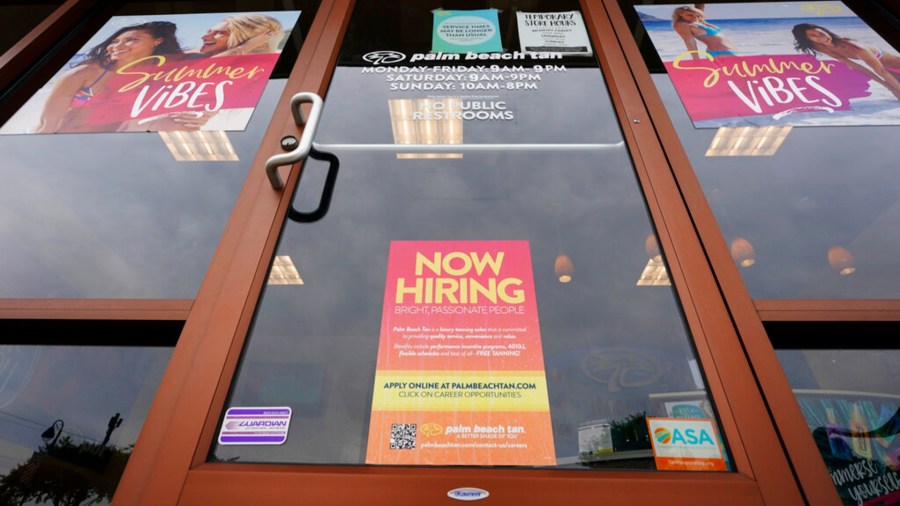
left=421, top=423, right=443, bottom=437
left=580, top=349, right=663, bottom=392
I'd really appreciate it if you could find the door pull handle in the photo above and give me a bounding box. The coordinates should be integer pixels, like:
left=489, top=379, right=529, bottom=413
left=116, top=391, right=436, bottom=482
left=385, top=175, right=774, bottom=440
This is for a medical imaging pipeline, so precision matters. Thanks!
left=265, top=92, right=324, bottom=190
left=287, top=147, right=340, bottom=223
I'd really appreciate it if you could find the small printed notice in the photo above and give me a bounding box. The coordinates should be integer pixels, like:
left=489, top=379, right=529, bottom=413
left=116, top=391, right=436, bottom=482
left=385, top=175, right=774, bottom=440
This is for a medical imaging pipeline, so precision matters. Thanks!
left=218, top=407, right=292, bottom=445
left=516, top=11, right=592, bottom=56
left=646, top=417, right=726, bottom=471
left=432, top=9, right=503, bottom=54
left=365, top=240, right=556, bottom=465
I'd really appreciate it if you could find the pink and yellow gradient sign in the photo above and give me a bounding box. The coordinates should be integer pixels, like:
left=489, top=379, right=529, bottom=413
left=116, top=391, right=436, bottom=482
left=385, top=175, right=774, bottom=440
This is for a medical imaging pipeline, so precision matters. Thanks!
left=665, top=54, right=871, bottom=122
left=81, top=53, right=277, bottom=128
left=365, top=240, right=556, bottom=465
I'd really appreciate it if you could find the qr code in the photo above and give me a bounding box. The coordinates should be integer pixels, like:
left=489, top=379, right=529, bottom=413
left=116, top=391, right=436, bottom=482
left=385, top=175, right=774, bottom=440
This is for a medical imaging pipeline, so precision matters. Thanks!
left=390, top=423, right=416, bottom=449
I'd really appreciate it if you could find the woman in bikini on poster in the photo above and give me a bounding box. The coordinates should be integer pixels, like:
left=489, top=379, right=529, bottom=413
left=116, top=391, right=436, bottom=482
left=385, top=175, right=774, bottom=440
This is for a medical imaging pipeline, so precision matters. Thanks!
left=122, top=13, right=286, bottom=131
left=35, top=21, right=184, bottom=133
left=672, top=3, right=737, bottom=60
left=792, top=23, right=900, bottom=100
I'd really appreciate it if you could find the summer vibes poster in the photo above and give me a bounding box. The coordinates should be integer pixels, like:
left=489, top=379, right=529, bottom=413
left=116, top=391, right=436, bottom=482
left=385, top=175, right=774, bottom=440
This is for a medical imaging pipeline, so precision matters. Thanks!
left=432, top=9, right=503, bottom=54
left=0, top=11, right=301, bottom=135
left=365, top=240, right=556, bottom=466
left=634, top=1, right=900, bottom=127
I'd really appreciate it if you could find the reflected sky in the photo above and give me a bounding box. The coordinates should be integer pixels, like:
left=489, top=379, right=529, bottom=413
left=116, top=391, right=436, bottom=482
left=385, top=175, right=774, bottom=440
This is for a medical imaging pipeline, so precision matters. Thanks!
left=0, top=345, right=171, bottom=476
left=0, top=82, right=286, bottom=298
left=650, top=65, right=900, bottom=299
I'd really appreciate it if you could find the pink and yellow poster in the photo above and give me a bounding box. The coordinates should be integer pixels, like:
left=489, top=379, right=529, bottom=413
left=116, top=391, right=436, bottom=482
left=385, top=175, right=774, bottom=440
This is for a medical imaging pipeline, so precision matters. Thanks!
left=0, top=11, right=301, bottom=134
left=634, top=1, right=900, bottom=127
left=365, top=240, right=556, bottom=466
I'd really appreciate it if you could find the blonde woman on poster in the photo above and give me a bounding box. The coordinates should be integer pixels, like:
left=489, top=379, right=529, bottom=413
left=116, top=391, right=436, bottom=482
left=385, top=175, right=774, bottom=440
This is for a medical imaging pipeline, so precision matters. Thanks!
left=123, top=14, right=287, bottom=131
left=35, top=21, right=184, bottom=133
left=671, top=3, right=737, bottom=60
left=188, top=14, right=285, bottom=57
left=792, top=23, right=900, bottom=100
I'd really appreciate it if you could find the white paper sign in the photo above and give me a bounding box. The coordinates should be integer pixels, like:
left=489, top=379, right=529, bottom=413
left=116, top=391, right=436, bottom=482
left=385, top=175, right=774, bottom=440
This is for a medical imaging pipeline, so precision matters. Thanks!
left=516, top=11, right=592, bottom=56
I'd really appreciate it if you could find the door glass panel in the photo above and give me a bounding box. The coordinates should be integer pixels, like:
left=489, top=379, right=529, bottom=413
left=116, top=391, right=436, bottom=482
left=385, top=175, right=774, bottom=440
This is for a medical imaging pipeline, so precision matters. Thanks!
left=0, top=344, right=172, bottom=505
left=776, top=348, right=900, bottom=505
left=620, top=0, right=900, bottom=299
left=0, top=0, right=319, bottom=299
left=211, top=0, right=731, bottom=471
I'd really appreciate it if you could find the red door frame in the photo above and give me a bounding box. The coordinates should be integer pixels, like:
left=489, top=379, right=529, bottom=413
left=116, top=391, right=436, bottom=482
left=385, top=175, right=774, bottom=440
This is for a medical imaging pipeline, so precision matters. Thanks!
left=0, top=0, right=840, bottom=504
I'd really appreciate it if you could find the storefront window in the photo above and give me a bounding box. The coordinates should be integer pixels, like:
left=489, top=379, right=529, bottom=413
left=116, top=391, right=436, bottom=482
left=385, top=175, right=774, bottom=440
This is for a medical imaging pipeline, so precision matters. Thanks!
left=621, top=0, right=900, bottom=299
left=0, top=344, right=172, bottom=505
left=210, top=0, right=732, bottom=472
left=777, top=348, right=900, bottom=505
left=0, top=1, right=319, bottom=299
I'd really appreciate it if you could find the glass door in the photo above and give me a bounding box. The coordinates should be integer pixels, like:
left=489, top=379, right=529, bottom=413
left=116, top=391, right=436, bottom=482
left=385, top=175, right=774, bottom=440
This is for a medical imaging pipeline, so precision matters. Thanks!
left=114, top=0, right=811, bottom=504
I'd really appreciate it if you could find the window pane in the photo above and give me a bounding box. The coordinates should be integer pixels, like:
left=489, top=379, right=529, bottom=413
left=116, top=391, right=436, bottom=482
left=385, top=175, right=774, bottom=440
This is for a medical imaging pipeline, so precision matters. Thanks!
left=621, top=0, right=900, bottom=298
left=210, top=0, right=731, bottom=471
left=776, top=349, right=900, bottom=506
left=0, top=1, right=319, bottom=298
left=0, top=345, right=172, bottom=505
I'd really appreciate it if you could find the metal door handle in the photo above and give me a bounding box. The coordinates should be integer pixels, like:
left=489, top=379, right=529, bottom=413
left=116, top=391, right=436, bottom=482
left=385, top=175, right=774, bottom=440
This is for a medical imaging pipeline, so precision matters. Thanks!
left=265, top=92, right=324, bottom=190
left=288, top=147, right=340, bottom=223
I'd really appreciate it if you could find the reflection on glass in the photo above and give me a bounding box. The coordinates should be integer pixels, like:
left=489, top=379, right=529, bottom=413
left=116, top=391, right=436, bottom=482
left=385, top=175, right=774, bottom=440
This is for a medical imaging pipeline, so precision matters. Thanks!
left=730, top=237, right=756, bottom=267
left=0, top=0, right=317, bottom=299
left=622, top=0, right=900, bottom=298
left=0, top=81, right=286, bottom=299
left=636, top=257, right=671, bottom=286
left=705, top=126, right=792, bottom=157
left=158, top=131, right=239, bottom=162
left=643, top=64, right=900, bottom=298
left=211, top=0, right=729, bottom=471
left=0, top=345, right=171, bottom=505
left=827, top=245, right=857, bottom=275
left=388, top=98, right=463, bottom=159
left=267, top=255, right=304, bottom=285
left=777, top=349, right=900, bottom=506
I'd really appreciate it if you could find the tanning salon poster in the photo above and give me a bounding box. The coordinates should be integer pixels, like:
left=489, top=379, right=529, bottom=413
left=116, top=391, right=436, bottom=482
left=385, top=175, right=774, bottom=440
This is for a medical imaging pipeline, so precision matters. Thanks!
left=366, top=241, right=556, bottom=466
left=634, top=1, right=900, bottom=127
left=0, top=11, right=301, bottom=134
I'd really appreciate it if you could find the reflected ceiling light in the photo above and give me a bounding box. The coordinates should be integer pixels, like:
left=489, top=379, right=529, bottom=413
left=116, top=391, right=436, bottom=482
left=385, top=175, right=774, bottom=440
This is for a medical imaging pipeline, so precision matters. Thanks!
left=268, top=255, right=304, bottom=285
left=730, top=237, right=756, bottom=267
left=827, top=246, right=856, bottom=275
left=159, top=130, right=239, bottom=162
left=645, top=233, right=662, bottom=262
left=388, top=98, right=463, bottom=159
left=554, top=254, right=574, bottom=283
left=637, top=257, right=670, bottom=286
left=705, top=126, right=792, bottom=157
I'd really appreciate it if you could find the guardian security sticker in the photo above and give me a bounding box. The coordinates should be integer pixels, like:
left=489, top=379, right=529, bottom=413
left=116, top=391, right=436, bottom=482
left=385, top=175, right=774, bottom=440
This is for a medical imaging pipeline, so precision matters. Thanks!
left=218, top=406, right=292, bottom=445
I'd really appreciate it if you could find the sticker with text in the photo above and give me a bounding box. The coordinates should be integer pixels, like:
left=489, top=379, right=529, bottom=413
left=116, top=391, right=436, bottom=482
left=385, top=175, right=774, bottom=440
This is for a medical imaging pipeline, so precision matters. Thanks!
left=646, top=417, right=727, bottom=471
left=218, top=407, right=292, bottom=445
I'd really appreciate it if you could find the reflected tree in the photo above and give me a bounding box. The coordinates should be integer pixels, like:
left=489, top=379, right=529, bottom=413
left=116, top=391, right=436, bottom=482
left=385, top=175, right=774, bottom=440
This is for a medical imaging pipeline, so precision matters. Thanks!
left=610, top=412, right=650, bottom=452
left=0, top=437, right=130, bottom=506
